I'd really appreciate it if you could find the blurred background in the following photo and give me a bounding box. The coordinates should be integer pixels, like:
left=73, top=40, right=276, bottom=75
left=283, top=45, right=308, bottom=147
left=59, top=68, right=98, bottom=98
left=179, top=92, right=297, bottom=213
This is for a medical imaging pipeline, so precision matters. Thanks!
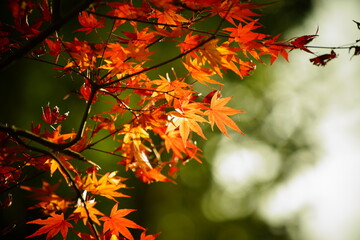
left=1, top=0, right=360, bottom=239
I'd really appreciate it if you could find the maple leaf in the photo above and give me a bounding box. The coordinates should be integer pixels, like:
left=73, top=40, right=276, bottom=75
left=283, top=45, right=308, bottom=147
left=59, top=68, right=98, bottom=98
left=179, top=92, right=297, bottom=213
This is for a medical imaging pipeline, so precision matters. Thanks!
left=91, top=115, right=117, bottom=134
left=262, top=34, right=290, bottom=64
left=290, top=29, right=318, bottom=53
left=44, top=125, right=75, bottom=144
left=217, top=1, right=261, bottom=25
left=76, top=10, right=105, bottom=34
left=26, top=212, right=73, bottom=240
left=41, top=103, right=69, bottom=125
left=154, top=127, right=202, bottom=163
left=140, top=231, right=161, bottom=240
left=44, top=38, right=62, bottom=60
left=21, top=180, right=71, bottom=214
left=224, top=21, right=263, bottom=45
left=117, top=124, right=154, bottom=172
left=201, top=38, right=236, bottom=75
left=100, top=204, right=145, bottom=240
left=135, top=167, right=175, bottom=183
left=178, top=33, right=207, bottom=56
left=204, top=91, right=244, bottom=137
left=73, top=200, right=104, bottom=225
left=167, top=101, right=207, bottom=144
left=80, top=171, right=129, bottom=201
left=151, top=75, right=193, bottom=103
left=46, top=155, right=77, bottom=184
left=309, top=50, right=337, bottom=66
left=124, top=41, right=155, bottom=61
left=183, top=56, right=222, bottom=85
left=150, top=8, right=188, bottom=28
left=80, top=79, right=98, bottom=103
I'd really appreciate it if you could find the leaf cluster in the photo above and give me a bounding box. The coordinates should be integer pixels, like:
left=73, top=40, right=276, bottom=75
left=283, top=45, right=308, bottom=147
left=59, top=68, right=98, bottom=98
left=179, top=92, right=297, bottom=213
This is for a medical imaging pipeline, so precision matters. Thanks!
left=0, top=0, right=334, bottom=239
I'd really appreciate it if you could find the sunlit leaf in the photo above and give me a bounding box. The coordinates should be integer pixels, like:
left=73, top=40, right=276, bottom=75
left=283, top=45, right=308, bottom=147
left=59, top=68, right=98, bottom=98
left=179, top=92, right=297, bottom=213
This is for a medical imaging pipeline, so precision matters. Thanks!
left=26, top=213, right=72, bottom=240
left=100, top=204, right=144, bottom=240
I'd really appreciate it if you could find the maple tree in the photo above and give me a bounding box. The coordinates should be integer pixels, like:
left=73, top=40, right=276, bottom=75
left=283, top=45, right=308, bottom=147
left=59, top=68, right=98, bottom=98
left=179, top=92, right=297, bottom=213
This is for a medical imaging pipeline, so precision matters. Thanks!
left=0, top=0, right=359, bottom=239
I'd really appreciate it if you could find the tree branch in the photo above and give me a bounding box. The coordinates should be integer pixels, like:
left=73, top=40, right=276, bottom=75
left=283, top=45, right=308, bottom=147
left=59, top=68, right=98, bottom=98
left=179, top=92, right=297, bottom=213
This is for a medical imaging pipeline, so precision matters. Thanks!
left=9, top=134, right=100, bottom=240
left=0, top=124, right=99, bottom=168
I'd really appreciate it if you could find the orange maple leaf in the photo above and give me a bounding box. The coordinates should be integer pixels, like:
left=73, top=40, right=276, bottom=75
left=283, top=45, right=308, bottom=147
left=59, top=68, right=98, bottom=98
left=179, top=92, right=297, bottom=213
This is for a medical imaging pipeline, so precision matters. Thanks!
left=81, top=171, right=129, bottom=201
left=140, top=231, right=161, bottom=240
left=26, top=212, right=73, bottom=240
left=204, top=91, right=245, bottom=137
left=91, top=115, right=117, bottom=134
left=46, top=155, right=77, bottom=184
left=45, top=125, right=76, bottom=144
left=100, top=204, right=145, bottom=240
left=73, top=200, right=104, bottom=225
left=183, top=56, right=222, bottom=85
left=153, top=127, right=202, bottom=163
left=135, top=167, right=175, bottom=183
left=151, top=8, right=188, bottom=28
left=151, top=75, right=193, bottom=103
left=167, top=101, right=207, bottom=144
left=21, top=180, right=71, bottom=213
left=76, top=10, right=105, bottom=34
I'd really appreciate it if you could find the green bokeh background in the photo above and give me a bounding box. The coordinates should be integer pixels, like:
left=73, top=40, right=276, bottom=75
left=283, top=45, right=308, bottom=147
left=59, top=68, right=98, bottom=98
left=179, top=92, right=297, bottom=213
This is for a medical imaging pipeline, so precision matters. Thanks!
left=0, top=1, right=316, bottom=239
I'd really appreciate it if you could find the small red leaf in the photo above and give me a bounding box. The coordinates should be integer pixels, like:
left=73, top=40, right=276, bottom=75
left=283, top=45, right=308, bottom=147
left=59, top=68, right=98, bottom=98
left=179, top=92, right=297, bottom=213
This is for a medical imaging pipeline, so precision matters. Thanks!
left=290, top=29, right=319, bottom=53
left=309, top=50, right=337, bottom=66
left=41, top=103, right=69, bottom=125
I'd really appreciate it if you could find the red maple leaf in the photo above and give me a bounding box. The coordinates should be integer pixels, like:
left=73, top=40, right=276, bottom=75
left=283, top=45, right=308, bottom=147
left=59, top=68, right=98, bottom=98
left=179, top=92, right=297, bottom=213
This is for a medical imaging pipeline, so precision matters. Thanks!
left=140, top=231, right=161, bottom=240
left=41, top=103, right=69, bottom=125
left=309, top=50, right=337, bottom=66
left=26, top=212, right=73, bottom=240
left=76, top=10, right=105, bottom=34
left=290, top=29, right=318, bottom=53
left=100, top=204, right=145, bottom=240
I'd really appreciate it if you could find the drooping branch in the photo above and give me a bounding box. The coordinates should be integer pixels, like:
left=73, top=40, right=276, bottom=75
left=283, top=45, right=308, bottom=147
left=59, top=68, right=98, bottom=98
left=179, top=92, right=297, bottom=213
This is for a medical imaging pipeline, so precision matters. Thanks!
left=0, top=124, right=99, bottom=168
left=8, top=133, right=100, bottom=240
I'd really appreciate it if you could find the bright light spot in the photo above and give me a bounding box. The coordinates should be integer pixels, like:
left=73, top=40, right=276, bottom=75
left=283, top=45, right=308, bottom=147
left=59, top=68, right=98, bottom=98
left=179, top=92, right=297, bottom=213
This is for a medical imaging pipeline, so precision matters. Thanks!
left=215, top=150, right=260, bottom=190
left=203, top=137, right=280, bottom=221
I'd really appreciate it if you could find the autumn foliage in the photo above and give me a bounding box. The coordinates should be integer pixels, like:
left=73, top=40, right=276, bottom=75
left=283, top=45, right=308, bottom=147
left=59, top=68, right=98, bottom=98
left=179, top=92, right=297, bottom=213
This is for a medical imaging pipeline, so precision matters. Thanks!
left=0, top=0, right=358, bottom=239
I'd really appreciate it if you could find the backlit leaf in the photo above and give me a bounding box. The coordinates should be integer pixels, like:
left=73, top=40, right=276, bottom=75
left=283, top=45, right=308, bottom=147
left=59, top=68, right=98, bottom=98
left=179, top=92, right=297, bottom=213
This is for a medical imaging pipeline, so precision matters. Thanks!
left=204, top=91, right=244, bottom=137
left=26, top=212, right=72, bottom=240
left=100, top=204, right=144, bottom=240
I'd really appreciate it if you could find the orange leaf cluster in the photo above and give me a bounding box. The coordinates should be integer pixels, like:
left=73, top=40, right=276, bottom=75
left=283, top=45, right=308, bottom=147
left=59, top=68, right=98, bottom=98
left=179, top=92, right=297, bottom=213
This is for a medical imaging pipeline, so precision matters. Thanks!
left=0, top=0, right=295, bottom=239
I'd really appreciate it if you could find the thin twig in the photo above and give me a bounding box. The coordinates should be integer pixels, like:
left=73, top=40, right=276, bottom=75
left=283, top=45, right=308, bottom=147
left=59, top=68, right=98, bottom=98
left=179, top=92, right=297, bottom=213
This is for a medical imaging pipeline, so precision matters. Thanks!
left=101, top=35, right=215, bottom=88
left=60, top=85, right=98, bottom=148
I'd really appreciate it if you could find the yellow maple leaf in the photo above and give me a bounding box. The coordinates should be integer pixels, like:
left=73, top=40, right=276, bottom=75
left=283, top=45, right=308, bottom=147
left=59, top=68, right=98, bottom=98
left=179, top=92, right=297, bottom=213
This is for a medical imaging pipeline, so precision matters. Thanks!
left=81, top=172, right=129, bottom=201
left=167, top=101, right=207, bottom=144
